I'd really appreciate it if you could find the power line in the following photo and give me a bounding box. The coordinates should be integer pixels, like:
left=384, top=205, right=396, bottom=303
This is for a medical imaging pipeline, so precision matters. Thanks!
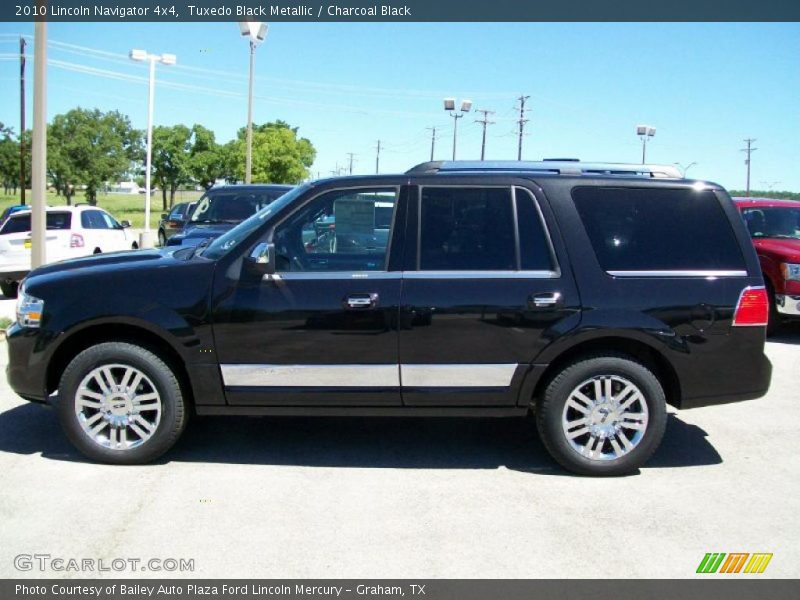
left=515, top=95, right=531, bottom=161
left=740, top=138, right=758, bottom=197
left=474, top=109, right=495, bottom=161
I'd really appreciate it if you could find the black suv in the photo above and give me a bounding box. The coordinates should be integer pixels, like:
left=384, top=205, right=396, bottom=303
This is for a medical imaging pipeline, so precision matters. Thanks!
left=6, top=161, right=772, bottom=475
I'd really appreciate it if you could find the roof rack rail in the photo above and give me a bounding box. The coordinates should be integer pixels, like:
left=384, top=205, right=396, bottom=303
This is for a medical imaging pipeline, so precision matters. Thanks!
left=405, top=160, right=682, bottom=179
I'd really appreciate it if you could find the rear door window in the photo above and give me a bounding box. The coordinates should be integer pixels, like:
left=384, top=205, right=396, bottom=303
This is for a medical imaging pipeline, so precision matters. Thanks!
left=572, top=187, right=745, bottom=272
left=419, top=187, right=516, bottom=271
left=1, top=212, right=72, bottom=234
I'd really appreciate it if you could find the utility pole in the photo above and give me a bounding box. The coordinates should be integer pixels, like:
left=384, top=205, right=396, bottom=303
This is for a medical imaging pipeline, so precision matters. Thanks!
left=19, top=36, right=26, bottom=205
left=375, top=140, right=381, bottom=174
left=475, top=109, right=495, bottom=161
left=426, top=126, right=436, bottom=161
left=515, top=95, right=530, bottom=161
left=346, top=152, right=356, bottom=175
left=741, top=138, right=757, bottom=197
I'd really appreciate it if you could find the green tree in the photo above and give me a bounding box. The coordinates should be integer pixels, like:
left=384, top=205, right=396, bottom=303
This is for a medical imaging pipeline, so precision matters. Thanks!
left=188, top=124, right=224, bottom=190
left=230, top=121, right=316, bottom=184
left=0, top=122, right=19, bottom=195
left=151, top=124, right=192, bottom=211
left=47, top=108, right=141, bottom=205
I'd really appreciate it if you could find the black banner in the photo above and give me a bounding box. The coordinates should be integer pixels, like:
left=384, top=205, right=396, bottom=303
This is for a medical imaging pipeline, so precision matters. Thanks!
left=3, top=0, right=800, bottom=22
left=5, top=580, right=800, bottom=600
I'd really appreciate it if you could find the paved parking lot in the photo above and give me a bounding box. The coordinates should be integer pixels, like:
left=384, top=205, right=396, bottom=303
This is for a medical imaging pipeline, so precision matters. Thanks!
left=0, top=325, right=798, bottom=579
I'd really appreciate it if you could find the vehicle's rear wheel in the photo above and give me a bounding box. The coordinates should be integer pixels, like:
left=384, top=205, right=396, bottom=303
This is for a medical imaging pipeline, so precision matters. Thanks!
left=158, top=231, right=167, bottom=248
left=0, top=280, right=19, bottom=299
left=57, top=342, right=188, bottom=464
left=536, top=354, right=667, bottom=476
left=93, top=248, right=102, bottom=255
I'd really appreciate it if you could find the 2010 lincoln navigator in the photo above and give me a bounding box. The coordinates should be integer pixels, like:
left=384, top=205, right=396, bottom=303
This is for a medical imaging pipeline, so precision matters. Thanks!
left=6, top=161, right=772, bottom=475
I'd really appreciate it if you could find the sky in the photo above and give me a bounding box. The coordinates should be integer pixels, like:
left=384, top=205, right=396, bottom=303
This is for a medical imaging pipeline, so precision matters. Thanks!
left=0, top=21, right=798, bottom=190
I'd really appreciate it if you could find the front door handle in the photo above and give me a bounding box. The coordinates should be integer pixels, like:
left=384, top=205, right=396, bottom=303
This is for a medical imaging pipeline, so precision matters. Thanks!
left=529, top=292, right=562, bottom=309
left=344, top=293, right=379, bottom=310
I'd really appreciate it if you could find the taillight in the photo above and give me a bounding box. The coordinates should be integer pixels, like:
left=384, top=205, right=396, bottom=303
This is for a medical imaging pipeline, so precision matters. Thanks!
left=168, top=220, right=181, bottom=228
left=733, top=286, right=769, bottom=327
left=70, top=233, right=84, bottom=248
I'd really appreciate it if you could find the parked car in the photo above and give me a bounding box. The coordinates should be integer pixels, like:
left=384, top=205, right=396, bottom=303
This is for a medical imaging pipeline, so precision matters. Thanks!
left=157, top=201, right=196, bottom=247
left=0, top=205, right=137, bottom=298
left=166, top=184, right=293, bottom=248
left=7, top=161, right=771, bottom=474
left=734, top=197, right=800, bottom=333
left=0, top=204, right=30, bottom=225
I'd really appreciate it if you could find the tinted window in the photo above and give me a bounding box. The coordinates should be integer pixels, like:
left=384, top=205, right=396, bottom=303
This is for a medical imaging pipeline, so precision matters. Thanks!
left=169, top=203, right=188, bottom=220
left=274, top=188, right=397, bottom=272
left=81, top=210, right=111, bottom=230
left=191, top=189, right=289, bottom=224
left=572, top=187, right=745, bottom=271
left=742, top=207, right=800, bottom=241
left=516, top=190, right=555, bottom=271
left=419, top=187, right=515, bottom=271
left=1, top=212, right=72, bottom=234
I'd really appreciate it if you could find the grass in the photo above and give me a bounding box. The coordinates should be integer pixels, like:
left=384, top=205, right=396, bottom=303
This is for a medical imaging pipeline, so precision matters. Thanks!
left=0, top=317, right=12, bottom=330
left=0, top=189, right=204, bottom=229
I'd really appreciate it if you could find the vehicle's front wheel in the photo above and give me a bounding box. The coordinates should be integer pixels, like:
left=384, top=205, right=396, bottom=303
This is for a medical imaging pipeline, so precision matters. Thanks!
left=158, top=231, right=167, bottom=247
left=536, top=354, right=667, bottom=476
left=0, top=280, right=19, bottom=299
left=57, top=342, right=188, bottom=464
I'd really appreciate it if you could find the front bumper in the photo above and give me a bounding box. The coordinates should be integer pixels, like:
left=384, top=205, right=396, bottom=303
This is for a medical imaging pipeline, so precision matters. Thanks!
left=5, top=322, right=48, bottom=402
left=776, top=294, right=800, bottom=317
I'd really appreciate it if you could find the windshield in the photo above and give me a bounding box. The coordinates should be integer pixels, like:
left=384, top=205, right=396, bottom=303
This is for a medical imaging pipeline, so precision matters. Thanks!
left=742, top=207, right=800, bottom=240
left=198, top=184, right=311, bottom=260
left=190, top=188, right=290, bottom=224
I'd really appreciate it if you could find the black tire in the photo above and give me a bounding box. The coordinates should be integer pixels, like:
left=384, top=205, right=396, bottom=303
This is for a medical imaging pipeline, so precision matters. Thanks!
left=1, top=280, right=19, bottom=299
left=57, top=342, right=188, bottom=464
left=536, top=354, right=667, bottom=476
left=158, top=230, right=167, bottom=248
left=93, top=248, right=102, bottom=254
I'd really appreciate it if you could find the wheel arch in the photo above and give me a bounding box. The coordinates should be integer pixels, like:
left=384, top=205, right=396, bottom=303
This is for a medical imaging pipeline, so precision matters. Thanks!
left=527, top=335, right=682, bottom=409
left=46, top=321, right=195, bottom=408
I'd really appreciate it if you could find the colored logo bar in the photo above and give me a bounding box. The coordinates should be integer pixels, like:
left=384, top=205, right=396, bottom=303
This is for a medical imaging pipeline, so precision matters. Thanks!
left=697, top=553, right=773, bottom=574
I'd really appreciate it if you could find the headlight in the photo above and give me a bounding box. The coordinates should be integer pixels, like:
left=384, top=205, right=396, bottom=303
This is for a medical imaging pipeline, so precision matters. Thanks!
left=16, top=283, right=44, bottom=328
left=780, top=263, right=800, bottom=282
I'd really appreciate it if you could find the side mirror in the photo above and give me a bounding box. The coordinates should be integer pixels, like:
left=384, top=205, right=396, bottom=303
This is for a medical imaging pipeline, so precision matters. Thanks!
left=160, top=213, right=168, bottom=221
left=120, top=220, right=131, bottom=228
left=247, top=242, right=276, bottom=275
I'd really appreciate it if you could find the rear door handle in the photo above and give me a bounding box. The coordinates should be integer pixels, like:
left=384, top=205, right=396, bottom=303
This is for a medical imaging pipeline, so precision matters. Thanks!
left=529, top=292, right=562, bottom=309
left=344, top=293, right=379, bottom=310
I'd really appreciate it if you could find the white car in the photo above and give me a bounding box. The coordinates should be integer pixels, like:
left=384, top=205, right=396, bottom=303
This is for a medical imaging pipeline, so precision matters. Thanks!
left=0, top=205, right=138, bottom=298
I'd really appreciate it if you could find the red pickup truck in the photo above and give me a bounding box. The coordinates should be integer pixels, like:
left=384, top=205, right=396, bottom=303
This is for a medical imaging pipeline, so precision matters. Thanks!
left=734, top=197, right=800, bottom=333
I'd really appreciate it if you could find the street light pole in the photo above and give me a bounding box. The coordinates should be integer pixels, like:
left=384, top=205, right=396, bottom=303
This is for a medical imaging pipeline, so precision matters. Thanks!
left=636, top=125, right=656, bottom=164
left=129, top=49, right=176, bottom=249
left=31, top=22, right=46, bottom=269
left=674, top=162, right=697, bottom=178
left=238, top=22, right=269, bottom=184
left=444, top=98, right=472, bottom=161
left=246, top=40, right=255, bottom=184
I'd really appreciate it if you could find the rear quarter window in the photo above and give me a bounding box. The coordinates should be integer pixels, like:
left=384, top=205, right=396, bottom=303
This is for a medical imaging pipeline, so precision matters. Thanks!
left=572, top=187, right=745, bottom=272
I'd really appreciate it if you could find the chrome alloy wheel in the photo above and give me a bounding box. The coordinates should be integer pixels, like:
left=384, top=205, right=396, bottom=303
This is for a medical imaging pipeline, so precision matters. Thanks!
left=74, top=364, right=162, bottom=451
left=561, top=375, right=649, bottom=461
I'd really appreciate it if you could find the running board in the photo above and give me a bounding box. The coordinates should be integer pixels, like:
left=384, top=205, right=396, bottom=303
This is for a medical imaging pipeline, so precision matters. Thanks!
left=195, top=406, right=530, bottom=418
